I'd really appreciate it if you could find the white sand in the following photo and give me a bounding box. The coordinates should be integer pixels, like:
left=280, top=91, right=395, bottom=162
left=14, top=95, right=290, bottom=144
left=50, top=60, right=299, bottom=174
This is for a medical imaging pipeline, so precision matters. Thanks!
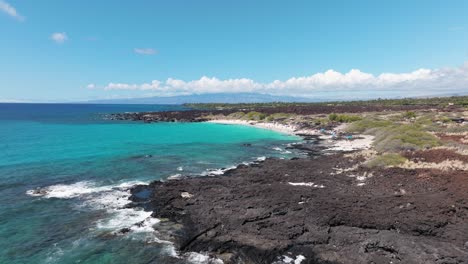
left=207, top=119, right=319, bottom=136
left=324, top=134, right=374, bottom=151
left=208, top=119, right=374, bottom=152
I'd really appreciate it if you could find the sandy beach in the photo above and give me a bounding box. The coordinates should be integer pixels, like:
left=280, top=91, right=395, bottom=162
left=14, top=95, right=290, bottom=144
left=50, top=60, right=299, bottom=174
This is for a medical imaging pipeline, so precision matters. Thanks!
left=208, top=119, right=374, bottom=152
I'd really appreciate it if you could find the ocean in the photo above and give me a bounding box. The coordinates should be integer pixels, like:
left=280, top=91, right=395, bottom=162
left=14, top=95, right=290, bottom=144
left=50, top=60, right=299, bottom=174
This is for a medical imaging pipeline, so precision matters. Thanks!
left=0, top=103, right=300, bottom=264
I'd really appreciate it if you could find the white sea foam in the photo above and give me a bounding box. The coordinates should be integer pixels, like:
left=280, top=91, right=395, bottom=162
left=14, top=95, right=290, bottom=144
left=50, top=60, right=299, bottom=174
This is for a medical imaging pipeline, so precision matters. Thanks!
left=167, top=174, right=183, bottom=180
left=27, top=179, right=184, bottom=259
left=201, top=165, right=237, bottom=176
left=185, top=252, right=224, bottom=264
left=26, top=181, right=111, bottom=198
left=273, top=147, right=292, bottom=154
left=26, top=180, right=166, bottom=239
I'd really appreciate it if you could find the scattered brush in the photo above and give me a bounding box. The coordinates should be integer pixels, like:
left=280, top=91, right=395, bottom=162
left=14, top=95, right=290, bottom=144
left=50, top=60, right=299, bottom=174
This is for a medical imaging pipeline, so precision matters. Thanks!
left=265, top=113, right=293, bottom=122
left=366, top=153, right=408, bottom=168
left=245, top=111, right=267, bottom=121
left=328, top=113, right=362, bottom=123
left=227, top=111, right=246, bottom=119
left=373, top=124, right=441, bottom=152
left=346, top=119, right=393, bottom=133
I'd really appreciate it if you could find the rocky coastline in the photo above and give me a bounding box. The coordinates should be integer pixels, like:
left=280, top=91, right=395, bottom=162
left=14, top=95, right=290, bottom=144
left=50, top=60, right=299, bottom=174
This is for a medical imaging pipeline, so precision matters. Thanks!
left=106, top=104, right=447, bottom=123
left=129, top=152, right=467, bottom=263
left=118, top=104, right=467, bottom=264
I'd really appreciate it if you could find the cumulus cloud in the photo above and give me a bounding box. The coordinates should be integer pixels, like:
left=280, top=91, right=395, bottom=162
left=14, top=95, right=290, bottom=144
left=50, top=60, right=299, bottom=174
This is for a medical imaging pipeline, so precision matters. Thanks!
left=0, top=0, right=24, bottom=21
left=51, top=32, right=68, bottom=44
left=134, top=48, right=157, bottom=55
left=95, top=63, right=468, bottom=98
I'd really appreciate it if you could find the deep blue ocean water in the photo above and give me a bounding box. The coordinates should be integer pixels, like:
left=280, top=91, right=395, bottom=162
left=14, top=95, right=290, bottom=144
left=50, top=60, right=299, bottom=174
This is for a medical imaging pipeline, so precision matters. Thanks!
left=0, top=103, right=300, bottom=264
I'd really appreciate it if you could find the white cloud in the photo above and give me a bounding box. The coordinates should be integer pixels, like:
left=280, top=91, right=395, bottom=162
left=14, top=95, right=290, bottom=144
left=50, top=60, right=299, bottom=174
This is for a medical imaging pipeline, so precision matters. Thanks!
left=86, top=84, right=96, bottom=89
left=0, top=0, right=24, bottom=21
left=134, top=48, right=157, bottom=55
left=95, top=63, right=468, bottom=98
left=51, top=32, right=68, bottom=44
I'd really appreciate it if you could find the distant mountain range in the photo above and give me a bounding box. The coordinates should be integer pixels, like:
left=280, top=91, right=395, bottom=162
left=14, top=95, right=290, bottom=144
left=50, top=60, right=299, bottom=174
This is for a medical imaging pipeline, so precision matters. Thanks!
left=86, top=93, right=318, bottom=104
left=3, top=91, right=464, bottom=104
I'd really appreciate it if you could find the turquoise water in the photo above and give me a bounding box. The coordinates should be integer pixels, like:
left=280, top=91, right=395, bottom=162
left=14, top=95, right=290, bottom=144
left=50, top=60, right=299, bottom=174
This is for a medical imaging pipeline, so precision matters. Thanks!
left=0, top=104, right=300, bottom=264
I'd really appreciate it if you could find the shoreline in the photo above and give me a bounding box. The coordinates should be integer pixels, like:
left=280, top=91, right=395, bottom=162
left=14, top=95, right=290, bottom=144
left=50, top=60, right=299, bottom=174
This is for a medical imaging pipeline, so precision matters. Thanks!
left=130, top=151, right=468, bottom=263
left=117, top=104, right=467, bottom=263
left=207, top=119, right=318, bottom=136
left=208, top=119, right=374, bottom=152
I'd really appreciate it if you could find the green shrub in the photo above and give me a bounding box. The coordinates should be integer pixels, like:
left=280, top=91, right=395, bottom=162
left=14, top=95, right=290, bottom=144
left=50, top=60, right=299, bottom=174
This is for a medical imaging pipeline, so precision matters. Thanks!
left=328, top=113, right=338, bottom=121
left=245, top=111, right=267, bottom=120
left=402, top=111, right=416, bottom=119
left=438, top=116, right=453, bottom=123
left=414, top=116, right=433, bottom=126
left=328, top=113, right=362, bottom=123
left=265, top=113, right=292, bottom=122
left=373, top=124, right=441, bottom=152
left=366, top=153, right=407, bottom=168
left=346, top=119, right=392, bottom=133
left=314, top=118, right=329, bottom=125
left=228, top=111, right=245, bottom=119
left=347, top=117, right=441, bottom=152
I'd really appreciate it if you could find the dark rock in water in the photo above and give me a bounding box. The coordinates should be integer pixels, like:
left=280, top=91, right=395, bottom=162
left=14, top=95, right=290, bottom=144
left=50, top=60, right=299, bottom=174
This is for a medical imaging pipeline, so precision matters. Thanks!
left=107, top=110, right=216, bottom=123
left=130, top=154, right=468, bottom=263
left=128, top=154, right=153, bottom=160
left=242, top=143, right=252, bottom=147
left=133, top=188, right=151, bottom=200
left=287, top=142, right=326, bottom=157
left=119, top=228, right=131, bottom=234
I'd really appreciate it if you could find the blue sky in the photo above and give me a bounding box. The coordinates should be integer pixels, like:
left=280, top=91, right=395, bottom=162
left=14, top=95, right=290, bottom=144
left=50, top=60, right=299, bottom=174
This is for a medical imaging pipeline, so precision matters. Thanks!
left=1, top=0, right=467, bottom=102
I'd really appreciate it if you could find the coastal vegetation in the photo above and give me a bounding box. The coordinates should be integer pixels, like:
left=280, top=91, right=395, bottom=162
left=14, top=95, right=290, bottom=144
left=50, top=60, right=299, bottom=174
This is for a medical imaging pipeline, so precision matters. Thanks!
left=375, top=125, right=441, bottom=152
left=245, top=111, right=267, bottom=120
left=342, top=110, right=466, bottom=168
left=185, top=95, right=468, bottom=110
left=366, top=153, right=408, bottom=168
left=346, top=119, right=392, bottom=133
left=402, top=111, right=417, bottom=119
left=348, top=119, right=441, bottom=152
left=265, top=113, right=293, bottom=121
left=225, top=111, right=294, bottom=122
left=328, top=113, right=362, bottom=123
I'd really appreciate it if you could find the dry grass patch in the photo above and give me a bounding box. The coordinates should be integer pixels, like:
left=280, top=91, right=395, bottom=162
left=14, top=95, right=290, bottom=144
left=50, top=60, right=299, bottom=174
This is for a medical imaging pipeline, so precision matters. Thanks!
left=401, top=160, right=468, bottom=171
left=365, top=153, right=408, bottom=168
